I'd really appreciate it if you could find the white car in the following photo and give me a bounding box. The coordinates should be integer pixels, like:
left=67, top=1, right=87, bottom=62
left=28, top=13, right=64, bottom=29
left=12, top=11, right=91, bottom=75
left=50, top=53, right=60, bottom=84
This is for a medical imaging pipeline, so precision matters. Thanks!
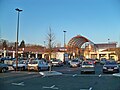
left=70, top=59, right=80, bottom=67
left=13, top=60, right=28, bottom=71
left=28, top=60, right=50, bottom=71
left=81, top=61, right=95, bottom=74
left=51, top=59, right=63, bottom=67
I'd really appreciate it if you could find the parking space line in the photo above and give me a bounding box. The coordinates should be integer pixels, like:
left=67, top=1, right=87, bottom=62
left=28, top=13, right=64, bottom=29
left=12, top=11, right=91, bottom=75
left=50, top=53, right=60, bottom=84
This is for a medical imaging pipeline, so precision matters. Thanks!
left=43, top=85, right=59, bottom=89
left=80, top=87, right=92, bottom=90
left=73, top=74, right=77, bottom=77
left=99, top=74, right=101, bottom=77
left=62, top=74, right=114, bottom=77
left=12, top=82, right=24, bottom=86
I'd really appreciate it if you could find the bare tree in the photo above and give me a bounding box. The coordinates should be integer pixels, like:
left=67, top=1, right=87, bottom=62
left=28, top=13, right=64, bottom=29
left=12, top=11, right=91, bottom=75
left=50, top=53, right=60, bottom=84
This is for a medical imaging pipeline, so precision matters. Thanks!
left=46, top=27, right=55, bottom=60
left=2, top=40, right=8, bottom=50
left=19, top=40, right=25, bottom=48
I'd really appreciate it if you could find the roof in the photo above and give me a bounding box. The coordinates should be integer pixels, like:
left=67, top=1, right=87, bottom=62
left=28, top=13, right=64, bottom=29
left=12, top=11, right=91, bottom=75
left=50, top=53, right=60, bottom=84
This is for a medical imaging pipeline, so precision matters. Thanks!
left=24, top=46, right=44, bottom=53
left=95, top=43, right=117, bottom=49
left=67, top=35, right=90, bottom=48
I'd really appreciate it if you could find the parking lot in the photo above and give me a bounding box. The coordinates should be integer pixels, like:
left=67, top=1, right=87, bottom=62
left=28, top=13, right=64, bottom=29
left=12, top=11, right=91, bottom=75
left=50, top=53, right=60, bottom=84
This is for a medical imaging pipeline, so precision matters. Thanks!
left=0, top=63, right=120, bottom=90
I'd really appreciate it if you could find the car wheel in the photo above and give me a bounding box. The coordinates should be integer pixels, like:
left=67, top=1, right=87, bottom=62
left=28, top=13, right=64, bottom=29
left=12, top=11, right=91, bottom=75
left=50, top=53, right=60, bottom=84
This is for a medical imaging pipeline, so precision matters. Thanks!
left=38, top=67, right=41, bottom=72
left=14, top=68, right=16, bottom=71
left=47, top=67, right=50, bottom=71
left=103, top=71, right=106, bottom=74
left=81, top=71, right=84, bottom=74
left=92, top=71, right=95, bottom=74
left=117, top=70, right=119, bottom=73
left=2, top=68, right=6, bottom=73
left=22, top=66, right=25, bottom=71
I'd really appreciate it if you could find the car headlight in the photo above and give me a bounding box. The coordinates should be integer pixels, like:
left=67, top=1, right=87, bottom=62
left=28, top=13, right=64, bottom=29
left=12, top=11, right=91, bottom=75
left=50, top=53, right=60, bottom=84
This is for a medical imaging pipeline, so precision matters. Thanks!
left=82, top=66, right=85, bottom=68
left=89, top=65, right=94, bottom=67
left=103, top=66, right=107, bottom=69
left=114, top=66, right=119, bottom=69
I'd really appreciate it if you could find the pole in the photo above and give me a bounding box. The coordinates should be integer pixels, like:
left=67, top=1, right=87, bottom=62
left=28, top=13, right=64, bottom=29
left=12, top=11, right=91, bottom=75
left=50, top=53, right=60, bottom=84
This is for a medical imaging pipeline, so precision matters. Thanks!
left=63, top=30, right=66, bottom=64
left=108, top=39, right=110, bottom=59
left=15, top=8, right=22, bottom=71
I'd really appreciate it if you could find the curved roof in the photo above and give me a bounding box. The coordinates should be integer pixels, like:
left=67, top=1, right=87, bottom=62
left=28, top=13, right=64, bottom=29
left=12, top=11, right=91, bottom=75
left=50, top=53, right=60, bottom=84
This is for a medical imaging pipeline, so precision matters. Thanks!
left=67, top=35, right=90, bottom=48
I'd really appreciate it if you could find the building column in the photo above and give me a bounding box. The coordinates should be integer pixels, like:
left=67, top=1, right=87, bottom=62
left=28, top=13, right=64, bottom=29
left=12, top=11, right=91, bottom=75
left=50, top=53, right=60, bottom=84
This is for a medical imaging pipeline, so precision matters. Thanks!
left=97, top=53, right=99, bottom=59
left=3, top=50, right=6, bottom=57
left=35, top=53, right=38, bottom=58
left=42, top=54, right=45, bottom=58
left=28, top=54, right=31, bottom=58
left=107, top=53, right=109, bottom=60
left=13, top=51, right=15, bottom=58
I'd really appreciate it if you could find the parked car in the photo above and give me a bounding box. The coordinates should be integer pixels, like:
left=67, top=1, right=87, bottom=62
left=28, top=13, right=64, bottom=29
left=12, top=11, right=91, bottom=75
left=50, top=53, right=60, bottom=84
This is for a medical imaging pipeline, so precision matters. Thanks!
left=100, top=58, right=107, bottom=65
left=117, top=60, right=120, bottom=64
left=94, top=58, right=100, bottom=63
left=13, top=60, right=28, bottom=71
left=103, top=60, right=119, bottom=73
left=70, top=59, right=81, bottom=67
left=28, top=60, right=50, bottom=71
left=86, top=59, right=96, bottom=64
left=81, top=60, right=95, bottom=74
left=0, top=63, right=8, bottom=73
left=51, top=59, right=63, bottom=67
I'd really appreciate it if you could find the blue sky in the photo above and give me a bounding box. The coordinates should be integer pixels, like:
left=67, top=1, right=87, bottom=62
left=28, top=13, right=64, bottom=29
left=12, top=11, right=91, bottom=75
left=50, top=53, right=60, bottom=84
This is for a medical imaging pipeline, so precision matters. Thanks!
left=0, top=0, right=120, bottom=46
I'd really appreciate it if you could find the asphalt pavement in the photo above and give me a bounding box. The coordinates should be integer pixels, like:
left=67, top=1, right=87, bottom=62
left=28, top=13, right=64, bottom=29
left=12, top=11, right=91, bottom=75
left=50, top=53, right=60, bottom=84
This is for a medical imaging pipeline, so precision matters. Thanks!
left=0, top=63, right=120, bottom=90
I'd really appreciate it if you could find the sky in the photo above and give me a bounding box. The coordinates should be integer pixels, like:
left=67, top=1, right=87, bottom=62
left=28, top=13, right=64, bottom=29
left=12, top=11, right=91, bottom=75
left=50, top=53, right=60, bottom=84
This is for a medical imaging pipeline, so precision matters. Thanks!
left=0, top=0, right=120, bottom=46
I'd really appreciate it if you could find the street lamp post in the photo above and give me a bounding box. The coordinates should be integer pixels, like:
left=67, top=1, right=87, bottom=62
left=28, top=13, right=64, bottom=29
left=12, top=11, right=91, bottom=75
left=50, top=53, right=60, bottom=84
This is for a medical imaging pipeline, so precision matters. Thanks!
left=63, top=30, right=66, bottom=64
left=108, top=39, right=110, bottom=59
left=15, top=8, right=22, bottom=71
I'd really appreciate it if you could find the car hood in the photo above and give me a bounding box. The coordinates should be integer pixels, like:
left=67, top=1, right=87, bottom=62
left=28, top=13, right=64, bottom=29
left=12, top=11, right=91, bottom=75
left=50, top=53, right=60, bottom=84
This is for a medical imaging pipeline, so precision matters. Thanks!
left=104, top=65, right=118, bottom=67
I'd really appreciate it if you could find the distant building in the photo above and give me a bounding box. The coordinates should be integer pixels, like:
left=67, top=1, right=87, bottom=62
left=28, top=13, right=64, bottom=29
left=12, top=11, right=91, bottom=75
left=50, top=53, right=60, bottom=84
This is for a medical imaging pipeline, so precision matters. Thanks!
left=85, top=42, right=118, bottom=60
left=67, top=35, right=118, bottom=60
left=0, top=36, right=119, bottom=61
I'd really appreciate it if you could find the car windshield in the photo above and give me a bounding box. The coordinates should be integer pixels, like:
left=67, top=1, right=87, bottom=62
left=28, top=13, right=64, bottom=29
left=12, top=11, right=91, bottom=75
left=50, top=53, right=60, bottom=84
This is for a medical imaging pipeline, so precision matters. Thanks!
left=83, top=61, right=93, bottom=65
left=29, top=61, right=38, bottom=64
left=72, top=60, right=79, bottom=62
left=19, top=61, right=25, bottom=64
left=101, top=58, right=107, bottom=61
left=52, top=59, right=59, bottom=62
left=105, top=61, right=117, bottom=65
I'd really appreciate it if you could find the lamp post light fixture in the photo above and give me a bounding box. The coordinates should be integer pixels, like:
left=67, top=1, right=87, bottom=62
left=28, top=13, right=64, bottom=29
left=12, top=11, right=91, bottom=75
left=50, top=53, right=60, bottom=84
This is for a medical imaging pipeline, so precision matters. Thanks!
left=15, top=8, right=23, bottom=71
left=63, top=30, right=67, bottom=64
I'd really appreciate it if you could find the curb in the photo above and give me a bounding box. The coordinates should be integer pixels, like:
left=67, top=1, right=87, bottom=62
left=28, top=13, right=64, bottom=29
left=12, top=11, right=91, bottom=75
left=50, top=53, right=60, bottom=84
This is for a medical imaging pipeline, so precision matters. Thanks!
left=113, top=73, right=120, bottom=77
left=39, top=71, right=62, bottom=76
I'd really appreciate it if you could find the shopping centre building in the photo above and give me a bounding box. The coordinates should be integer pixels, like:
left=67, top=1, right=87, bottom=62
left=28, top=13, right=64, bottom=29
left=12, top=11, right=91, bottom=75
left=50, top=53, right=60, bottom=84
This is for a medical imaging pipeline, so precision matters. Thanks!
left=0, top=35, right=119, bottom=61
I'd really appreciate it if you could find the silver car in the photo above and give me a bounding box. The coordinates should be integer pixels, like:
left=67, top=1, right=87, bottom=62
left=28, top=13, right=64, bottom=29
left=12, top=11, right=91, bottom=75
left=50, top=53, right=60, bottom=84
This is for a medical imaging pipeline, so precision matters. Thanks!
left=0, top=63, right=8, bottom=73
left=13, top=60, right=28, bottom=71
left=51, top=59, right=63, bottom=67
left=28, top=60, right=50, bottom=71
left=70, top=59, right=80, bottom=67
left=81, top=60, right=95, bottom=74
